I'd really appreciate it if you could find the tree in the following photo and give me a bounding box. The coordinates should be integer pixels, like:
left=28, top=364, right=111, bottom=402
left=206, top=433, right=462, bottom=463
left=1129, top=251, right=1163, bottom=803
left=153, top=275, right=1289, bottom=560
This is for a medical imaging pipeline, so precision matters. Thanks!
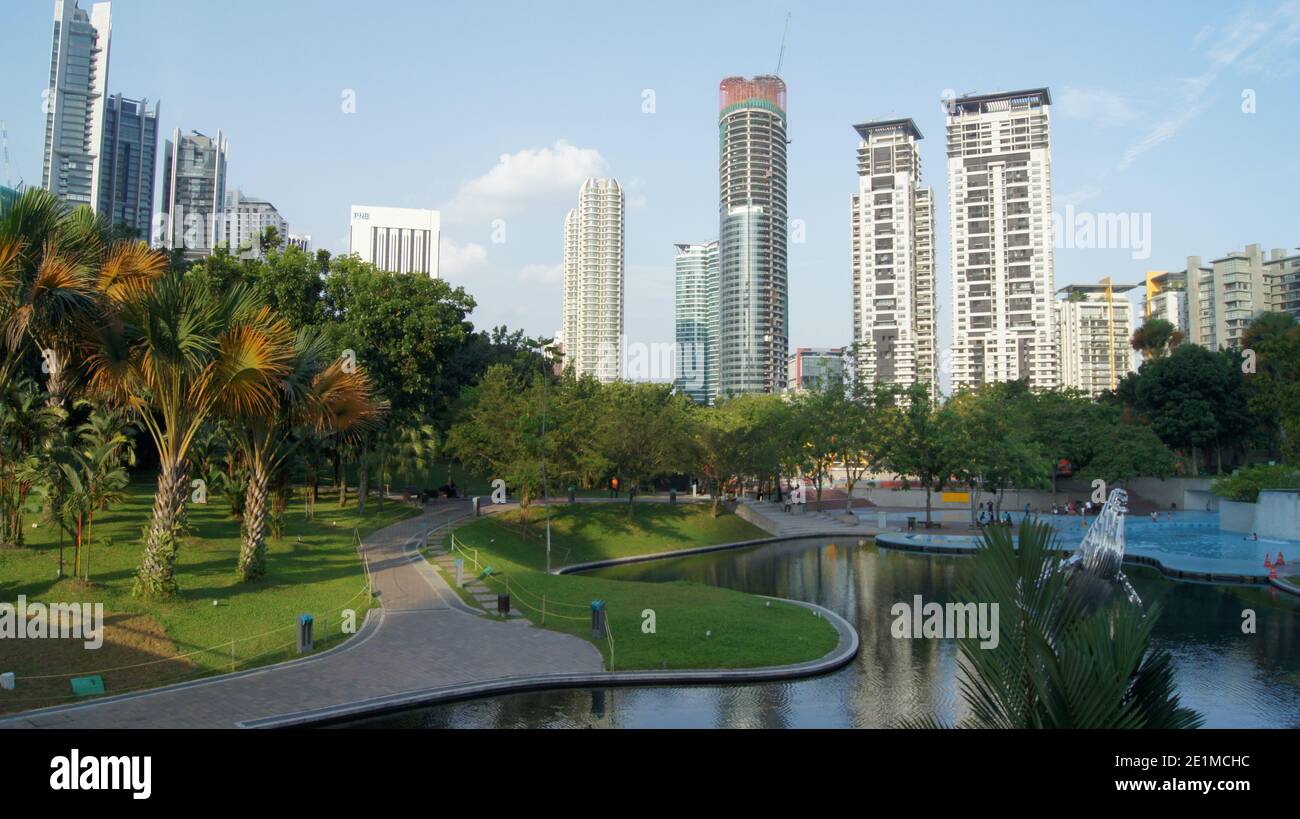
left=446, top=365, right=551, bottom=536
left=789, top=389, right=839, bottom=511
left=258, top=225, right=283, bottom=256
left=1118, top=344, right=1253, bottom=475
left=829, top=380, right=887, bottom=514
left=914, top=519, right=1202, bottom=728
left=225, top=327, right=383, bottom=581
left=0, top=378, right=63, bottom=547
left=882, top=384, right=960, bottom=526
left=86, top=272, right=292, bottom=597
left=594, top=382, right=691, bottom=518
left=1241, top=312, right=1300, bottom=462
left=947, top=383, right=1050, bottom=523
left=66, top=404, right=135, bottom=581
left=692, top=397, right=752, bottom=517
left=1130, top=317, right=1183, bottom=361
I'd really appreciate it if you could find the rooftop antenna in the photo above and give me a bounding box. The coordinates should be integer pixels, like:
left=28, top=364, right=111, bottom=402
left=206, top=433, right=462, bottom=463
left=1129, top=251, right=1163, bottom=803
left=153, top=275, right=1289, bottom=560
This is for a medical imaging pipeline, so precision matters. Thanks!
left=775, top=12, right=791, bottom=76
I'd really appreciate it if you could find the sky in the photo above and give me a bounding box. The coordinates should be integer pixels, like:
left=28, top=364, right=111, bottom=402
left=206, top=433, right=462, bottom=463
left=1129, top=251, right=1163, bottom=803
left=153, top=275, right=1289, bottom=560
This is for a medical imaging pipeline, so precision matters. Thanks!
left=3, top=0, right=1299, bottom=381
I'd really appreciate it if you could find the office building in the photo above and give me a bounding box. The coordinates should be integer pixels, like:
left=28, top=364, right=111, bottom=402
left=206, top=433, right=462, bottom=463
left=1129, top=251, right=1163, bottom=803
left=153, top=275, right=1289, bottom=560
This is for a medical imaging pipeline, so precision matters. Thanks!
left=717, top=75, right=788, bottom=396
left=561, top=177, right=624, bottom=383
left=348, top=205, right=440, bottom=276
left=946, top=88, right=1058, bottom=390
left=160, top=129, right=228, bottom=257
left=788, top=347, right=847, bottom=394
left=96, top=94, right=158, bottom=237
left=42, top=0, right=112, bottom=210
left=850, top=118, right=937, bottom=396
left=674, top=241, right=719, bottom=403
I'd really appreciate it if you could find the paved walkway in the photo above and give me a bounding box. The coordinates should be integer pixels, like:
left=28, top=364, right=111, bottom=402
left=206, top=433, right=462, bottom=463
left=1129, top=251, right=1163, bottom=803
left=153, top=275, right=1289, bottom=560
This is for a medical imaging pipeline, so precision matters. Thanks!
left=1, top=498, right=859, bottom=728
left=0, top=502, right=603, bottom=729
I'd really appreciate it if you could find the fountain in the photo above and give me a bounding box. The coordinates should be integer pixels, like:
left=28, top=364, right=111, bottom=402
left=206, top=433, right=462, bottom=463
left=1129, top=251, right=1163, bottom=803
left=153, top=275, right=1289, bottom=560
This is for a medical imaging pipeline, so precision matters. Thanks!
left=1061, top=487, right=1142, bottom=606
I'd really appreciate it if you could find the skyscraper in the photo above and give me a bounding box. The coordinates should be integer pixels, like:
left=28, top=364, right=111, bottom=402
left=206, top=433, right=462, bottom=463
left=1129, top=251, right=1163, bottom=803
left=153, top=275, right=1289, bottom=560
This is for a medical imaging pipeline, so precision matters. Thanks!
left=717, top=75, right=788, bottom=396
left=42, top=0, right=112, bottom=210
left=561, top=177, right=624, bottom=383
left=160, top=129, right=228, bottom=258
left=97, top=94, right=158, bottom=237
left=674, top=241, right=719, bottom=404
left=348, top=205, right=440, bottom=276
left=850, top=118, right=937, bottom=396
left=946, top=88, right=1058, bottom=390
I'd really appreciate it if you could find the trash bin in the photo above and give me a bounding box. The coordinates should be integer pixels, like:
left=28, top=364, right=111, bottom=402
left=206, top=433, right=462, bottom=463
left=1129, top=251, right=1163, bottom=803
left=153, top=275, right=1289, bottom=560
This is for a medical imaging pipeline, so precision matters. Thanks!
left=590, top=599, right=606, bottom=638
left=297, top=613, right=314, bottom=654
left=669, top=488, right=677, bottom=504
left=907, top=516, right=917, bottom=532
left=497, top=593, right=510, bottom=616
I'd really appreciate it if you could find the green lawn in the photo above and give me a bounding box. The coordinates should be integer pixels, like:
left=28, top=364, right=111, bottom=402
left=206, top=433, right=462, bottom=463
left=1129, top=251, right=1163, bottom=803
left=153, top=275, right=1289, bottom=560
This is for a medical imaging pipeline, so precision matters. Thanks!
left=0, top=481, right=417, bottom=714
left=440, top=504, right=839, bottom=671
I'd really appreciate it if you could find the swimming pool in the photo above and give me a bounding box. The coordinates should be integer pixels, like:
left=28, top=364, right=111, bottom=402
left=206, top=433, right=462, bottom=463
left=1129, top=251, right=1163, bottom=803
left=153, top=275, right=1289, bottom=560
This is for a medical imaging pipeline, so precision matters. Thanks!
left=858, top=509, right=1298, bottom=579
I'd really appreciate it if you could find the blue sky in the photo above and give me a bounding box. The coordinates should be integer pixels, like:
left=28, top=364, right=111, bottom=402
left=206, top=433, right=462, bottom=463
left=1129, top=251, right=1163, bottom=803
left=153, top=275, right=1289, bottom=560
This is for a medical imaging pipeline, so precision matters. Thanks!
left=3, top=0, right=1298, bottom=369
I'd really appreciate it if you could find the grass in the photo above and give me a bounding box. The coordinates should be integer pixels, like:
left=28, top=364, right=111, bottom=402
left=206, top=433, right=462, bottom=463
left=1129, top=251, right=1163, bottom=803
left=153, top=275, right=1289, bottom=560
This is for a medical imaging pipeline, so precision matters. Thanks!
left=440, top=504, right=839, bottom=671
left=0, top=481, right=417, bottom=714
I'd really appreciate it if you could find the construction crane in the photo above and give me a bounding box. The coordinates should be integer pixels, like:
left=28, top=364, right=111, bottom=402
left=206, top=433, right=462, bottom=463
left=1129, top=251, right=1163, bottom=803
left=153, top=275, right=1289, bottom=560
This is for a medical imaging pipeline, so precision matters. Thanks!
left=775, top=13, right=791, bottom=76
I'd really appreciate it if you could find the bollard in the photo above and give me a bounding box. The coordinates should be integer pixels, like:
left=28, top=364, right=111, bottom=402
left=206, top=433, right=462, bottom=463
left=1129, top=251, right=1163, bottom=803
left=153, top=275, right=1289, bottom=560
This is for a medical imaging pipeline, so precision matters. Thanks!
left=669, top=488, right=677, bottom=504
left=0, top=671, right=13, bottom=691
left=297, top=614, right=314, bottom=654
left=454, top=558, right=464, bottom=588
left=472, top=496, right=482, bottom=517
left=590, top=599, right=606, bottom=638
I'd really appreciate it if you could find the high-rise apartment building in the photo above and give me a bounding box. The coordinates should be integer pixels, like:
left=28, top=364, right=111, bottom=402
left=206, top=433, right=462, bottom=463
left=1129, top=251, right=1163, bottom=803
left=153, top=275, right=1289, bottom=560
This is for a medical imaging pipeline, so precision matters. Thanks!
left=1143, top=269, right=1189, bottom=332
left=348, top=205, right=440, bottom=276
left=674, top=241, right=719, bottom=404
left=850, top=118, right=937, bottom=396
left=946, top=88, right=1057, bottom=390
left=160, top=129, right=228, bottom=258
left=1187, top=244, right=1299, bottom=349
left=42, top=0, right=112, bottom=210
left=717, top=75, right=788, bottom=396
left=287, top=233, right=312, bottom=253
left=561, top=177, right=624, bottom=383
left=97, top=94, right=157, bottom=237
left=1055, top=281, right=1136, bottom=396
left=223, top=189, right=289, bottom=258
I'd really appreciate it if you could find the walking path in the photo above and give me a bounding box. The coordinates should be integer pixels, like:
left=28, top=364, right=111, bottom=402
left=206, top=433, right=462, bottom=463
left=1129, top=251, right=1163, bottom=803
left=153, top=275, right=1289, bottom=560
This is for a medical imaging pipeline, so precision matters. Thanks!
left=1, top=499, right=857, bottom=729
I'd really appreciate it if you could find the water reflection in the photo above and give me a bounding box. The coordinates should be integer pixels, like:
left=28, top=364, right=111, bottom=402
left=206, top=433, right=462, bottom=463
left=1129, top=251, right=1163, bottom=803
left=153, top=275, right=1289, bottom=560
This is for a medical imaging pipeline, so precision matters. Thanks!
left=348, top=538, right=1300, bottom=728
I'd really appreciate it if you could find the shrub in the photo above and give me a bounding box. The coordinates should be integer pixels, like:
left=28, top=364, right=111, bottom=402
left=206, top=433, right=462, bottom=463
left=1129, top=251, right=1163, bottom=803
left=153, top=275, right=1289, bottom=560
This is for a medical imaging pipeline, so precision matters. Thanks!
left=1211, top=464, right=1300, bottom=503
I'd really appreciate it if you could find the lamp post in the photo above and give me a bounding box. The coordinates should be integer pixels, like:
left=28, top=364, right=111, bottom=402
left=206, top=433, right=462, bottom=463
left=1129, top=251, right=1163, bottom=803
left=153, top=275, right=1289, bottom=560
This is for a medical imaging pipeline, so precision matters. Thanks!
left=538, top=343, right=552, bottom=574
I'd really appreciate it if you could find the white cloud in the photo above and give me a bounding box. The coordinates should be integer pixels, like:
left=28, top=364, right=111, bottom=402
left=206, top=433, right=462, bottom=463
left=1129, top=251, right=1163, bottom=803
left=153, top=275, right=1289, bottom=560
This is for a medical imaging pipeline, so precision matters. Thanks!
left=1120, top=2, right=1300, bottom=170
left=439, top=236, right=488, bottom=276
left=442, top=140, right=608, bottom=223
left=519, top=262, right=563, bottom=283
left=1056, top=87, right=1139, bottom=126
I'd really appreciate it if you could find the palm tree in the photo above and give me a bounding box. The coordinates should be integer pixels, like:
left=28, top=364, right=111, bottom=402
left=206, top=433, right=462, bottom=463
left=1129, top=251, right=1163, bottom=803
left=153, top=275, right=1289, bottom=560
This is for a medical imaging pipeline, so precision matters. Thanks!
left=225, top=327, right=382, bottom=581
left=86, top=271, right=292, bottom=597
left=68, top=405, right=135, bottom=581
left=907, top=519, right=1202, bottom=729
left=0, top=378, right=64, bottom=547
left=0, top=189, right=164, bottom=403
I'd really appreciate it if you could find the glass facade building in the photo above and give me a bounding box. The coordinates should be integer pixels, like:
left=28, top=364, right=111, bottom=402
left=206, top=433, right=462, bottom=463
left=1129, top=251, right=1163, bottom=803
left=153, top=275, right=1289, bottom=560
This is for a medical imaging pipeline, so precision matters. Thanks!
left=160, top=129, right=228, bottom=257
left=717, top=75, right=788, bottom=396
left=42, top=1, right=112, bottom=210
left=674, top=241, right=719, bottom=404
left=97, top=94, right=158, bottom=238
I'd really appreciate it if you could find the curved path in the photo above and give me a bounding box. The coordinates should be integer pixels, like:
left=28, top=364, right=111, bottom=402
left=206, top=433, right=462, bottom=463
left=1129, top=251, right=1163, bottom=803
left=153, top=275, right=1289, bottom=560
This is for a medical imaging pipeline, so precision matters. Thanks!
left=1, top=500, right=857, bottom=729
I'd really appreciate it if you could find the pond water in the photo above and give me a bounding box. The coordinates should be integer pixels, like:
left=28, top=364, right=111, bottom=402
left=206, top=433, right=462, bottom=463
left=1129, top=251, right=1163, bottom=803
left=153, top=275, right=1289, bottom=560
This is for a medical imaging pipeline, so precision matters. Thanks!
left=348, top=537, right=1300, bottom=728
